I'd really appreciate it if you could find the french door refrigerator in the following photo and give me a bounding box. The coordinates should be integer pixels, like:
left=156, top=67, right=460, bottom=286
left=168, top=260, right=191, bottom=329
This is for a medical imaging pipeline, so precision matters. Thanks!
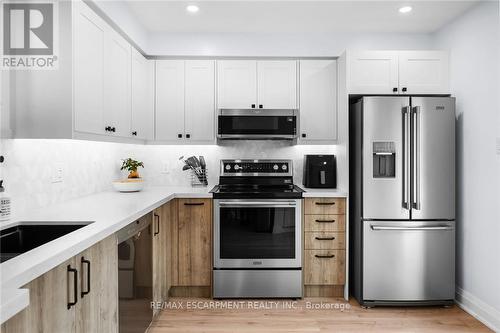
left=349, top=96, right=455, bottom=306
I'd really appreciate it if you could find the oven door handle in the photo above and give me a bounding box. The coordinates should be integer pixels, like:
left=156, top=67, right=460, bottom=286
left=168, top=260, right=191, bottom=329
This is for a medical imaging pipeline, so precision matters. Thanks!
left=218, top=201, right=297, bottom=207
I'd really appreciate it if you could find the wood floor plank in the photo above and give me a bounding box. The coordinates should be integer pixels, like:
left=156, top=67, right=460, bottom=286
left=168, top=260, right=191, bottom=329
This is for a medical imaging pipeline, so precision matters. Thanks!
left=147, top=297, right=491, bottom=333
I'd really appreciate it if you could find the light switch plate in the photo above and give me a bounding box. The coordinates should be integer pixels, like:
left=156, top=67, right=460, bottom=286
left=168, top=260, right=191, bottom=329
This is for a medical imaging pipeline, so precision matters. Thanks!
left=51, top=164, right=64, bottom=183
left=496, top=138, right=500, bottom=155
left=161, top=162, right=170, bottom=174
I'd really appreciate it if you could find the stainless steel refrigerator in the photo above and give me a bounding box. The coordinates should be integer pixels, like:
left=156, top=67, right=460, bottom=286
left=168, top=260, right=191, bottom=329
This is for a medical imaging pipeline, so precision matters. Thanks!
left=349, top=96, right=455, bottom=306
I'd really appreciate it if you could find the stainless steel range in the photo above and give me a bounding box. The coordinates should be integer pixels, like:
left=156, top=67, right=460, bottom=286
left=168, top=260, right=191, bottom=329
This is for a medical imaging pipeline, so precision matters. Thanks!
left=210, top=159, right=304, bottom=298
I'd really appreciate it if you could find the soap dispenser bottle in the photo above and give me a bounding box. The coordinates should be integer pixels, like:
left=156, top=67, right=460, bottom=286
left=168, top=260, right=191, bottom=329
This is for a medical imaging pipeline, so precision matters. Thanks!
left=0, top=180, right=11, bottom=221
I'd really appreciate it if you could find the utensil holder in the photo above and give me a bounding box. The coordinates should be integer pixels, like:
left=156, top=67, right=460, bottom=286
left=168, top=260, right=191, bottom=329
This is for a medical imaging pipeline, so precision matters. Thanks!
left=190, top=168, right=208, bottom=187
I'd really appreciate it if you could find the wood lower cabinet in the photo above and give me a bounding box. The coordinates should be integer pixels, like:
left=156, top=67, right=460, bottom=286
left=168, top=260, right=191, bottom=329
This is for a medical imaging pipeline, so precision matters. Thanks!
left=177, top=199, right=212, bottom=287
left=1, top=235, right=118, bottom=333
left=303, top=198, right=346, bottom=297
left=153, top=203, right=170, bottom=316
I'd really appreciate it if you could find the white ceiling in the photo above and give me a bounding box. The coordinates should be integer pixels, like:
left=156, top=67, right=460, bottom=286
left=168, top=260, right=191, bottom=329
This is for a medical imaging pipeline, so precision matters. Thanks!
left=123, top=0, right=480, bottom=34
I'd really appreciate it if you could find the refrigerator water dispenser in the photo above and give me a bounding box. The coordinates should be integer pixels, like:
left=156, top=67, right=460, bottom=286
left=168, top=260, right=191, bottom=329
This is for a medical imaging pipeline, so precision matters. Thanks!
left=373, top=142, right=395, bottom=178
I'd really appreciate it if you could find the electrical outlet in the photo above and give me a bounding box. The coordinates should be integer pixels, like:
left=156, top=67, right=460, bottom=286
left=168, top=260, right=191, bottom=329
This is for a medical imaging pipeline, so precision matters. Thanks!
left=161, top=162, right=170, bottom=174
left=51, top=164, right=64, bottom=183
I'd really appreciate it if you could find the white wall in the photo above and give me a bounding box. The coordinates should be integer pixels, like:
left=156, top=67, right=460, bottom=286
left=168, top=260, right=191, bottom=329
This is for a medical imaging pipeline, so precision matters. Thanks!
left=147, top=31, right=433, bottom=56
left=433, top=1, right=500, bottom=330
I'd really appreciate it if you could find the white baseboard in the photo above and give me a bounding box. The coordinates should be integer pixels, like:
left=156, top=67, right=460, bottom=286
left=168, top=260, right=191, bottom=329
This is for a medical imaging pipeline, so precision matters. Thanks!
left=456, top=286, right=500, bottom=332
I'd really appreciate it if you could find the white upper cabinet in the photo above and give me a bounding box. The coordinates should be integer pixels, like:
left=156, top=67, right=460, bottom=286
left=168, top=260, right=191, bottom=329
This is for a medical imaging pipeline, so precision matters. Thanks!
left=347, top=50, right=399, bottom=94
left=257, top=61, right=297, bottom=109
left=103, top=30, right=131, bottom=138
left=185, top=60, right=216, bottom=142
left=347, top=50, right=449, bottom=95
left=73, top=0, right=106, bottom=135
left=131, top=49, right=154, bottom=140
left=155, top=60, right=185, bottom=141
left=398, top=51, right=449, bottom=94
left=217, top=60, right=257, bottom=109
left=299, top=60, right=338, bottom=142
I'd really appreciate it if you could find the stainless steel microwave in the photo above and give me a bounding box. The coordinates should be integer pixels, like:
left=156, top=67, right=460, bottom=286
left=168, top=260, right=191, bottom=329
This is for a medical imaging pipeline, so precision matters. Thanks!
left=217, top=109, right=297, bottom=140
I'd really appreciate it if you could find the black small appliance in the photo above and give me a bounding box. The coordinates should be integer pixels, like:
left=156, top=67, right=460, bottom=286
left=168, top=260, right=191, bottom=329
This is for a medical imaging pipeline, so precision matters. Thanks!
left=302, top=155, right=337, bottom=188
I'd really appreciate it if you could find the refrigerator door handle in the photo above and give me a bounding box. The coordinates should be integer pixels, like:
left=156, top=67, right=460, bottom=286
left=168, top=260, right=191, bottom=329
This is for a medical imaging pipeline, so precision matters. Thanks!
left=412, top=106, right=421, bottom=210
left=370, top=225, right=454, bottom=231
left=402, top=106, right=410, bottom=210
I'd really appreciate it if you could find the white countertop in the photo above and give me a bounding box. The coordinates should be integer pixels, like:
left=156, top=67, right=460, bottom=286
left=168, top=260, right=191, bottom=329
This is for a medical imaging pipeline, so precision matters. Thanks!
left=302, top=188, right=348, bottom=198
left=0, top=186, right=211, bottom=323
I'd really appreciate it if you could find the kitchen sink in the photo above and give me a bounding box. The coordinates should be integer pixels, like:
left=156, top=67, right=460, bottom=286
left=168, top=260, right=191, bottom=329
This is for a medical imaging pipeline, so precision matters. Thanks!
left=0, top=222, right=93, bottom=263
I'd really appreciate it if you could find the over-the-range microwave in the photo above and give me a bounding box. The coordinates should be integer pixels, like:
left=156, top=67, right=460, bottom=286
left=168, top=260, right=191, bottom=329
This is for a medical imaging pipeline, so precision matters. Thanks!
left=217, top=109, right=297, bottom=140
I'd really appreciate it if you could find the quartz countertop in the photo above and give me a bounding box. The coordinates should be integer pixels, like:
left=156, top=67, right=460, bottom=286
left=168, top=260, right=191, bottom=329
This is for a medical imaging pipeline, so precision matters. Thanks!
left=0, top=186, right=211, bottom=323
left=302, top=188, right=348, bottom=198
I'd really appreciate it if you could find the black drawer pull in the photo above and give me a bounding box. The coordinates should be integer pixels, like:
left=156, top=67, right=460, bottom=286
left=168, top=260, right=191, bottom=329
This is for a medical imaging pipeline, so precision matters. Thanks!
left=81, top=257, right=91, bottom=298
left=154, top=213, right=160, bottom=236
left=67, top=265, right=78, bottom=309
left=184, top=202, right=205, bottom=206
left=315, top=237, right=335, bottom=241
left=315, top=254, right=335, bottom=259
left=315, top=219, right=335, bottom=223
left=315, top=202, right=336, bottom=205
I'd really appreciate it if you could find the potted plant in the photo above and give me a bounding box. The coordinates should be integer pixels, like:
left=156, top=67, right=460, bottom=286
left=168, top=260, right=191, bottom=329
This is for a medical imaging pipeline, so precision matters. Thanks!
left=121, top=158, right=144, bottom=179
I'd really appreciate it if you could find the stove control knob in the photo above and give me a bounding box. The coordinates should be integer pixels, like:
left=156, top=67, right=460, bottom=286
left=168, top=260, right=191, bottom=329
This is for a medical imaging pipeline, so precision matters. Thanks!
left=273, top=164, right=279, bottom=171
left=282, top=164, right=287, bottom=171
left=225, top=164, right=231, bottom=171
left=234, top=164, right=240, bottom=170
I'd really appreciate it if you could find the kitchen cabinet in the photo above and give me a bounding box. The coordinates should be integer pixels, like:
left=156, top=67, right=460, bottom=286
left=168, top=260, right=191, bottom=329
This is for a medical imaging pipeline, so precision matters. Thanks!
left=103, top=30, right=132, bottom=138
left=131, top=48, right=154, bottom=140
left=398, top=51, right=449, bottom=94
left=217, top=60, right=297, bottom=109
left=257, top=61, right=297, bottom=109
left=1, top=235, right=118, bottom=333
left=177, top=199, right=212, bottom=286
left=156, top=60, right=215, bottom=143
left=303, top=197, right=346, bottom=297
left=73, top=0, right=106, bottom=135
left=152, top=203, right=170, bottom=316
left=347, top=50, right=449, bottom=94
left=299, top=60, right=338, bottom=142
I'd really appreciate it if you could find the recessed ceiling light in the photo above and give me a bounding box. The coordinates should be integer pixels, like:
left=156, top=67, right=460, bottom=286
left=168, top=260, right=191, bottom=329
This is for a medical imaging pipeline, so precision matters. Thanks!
left=186, top=5, right=199, bottom=13
left=399, top=6, right=413, bottom=14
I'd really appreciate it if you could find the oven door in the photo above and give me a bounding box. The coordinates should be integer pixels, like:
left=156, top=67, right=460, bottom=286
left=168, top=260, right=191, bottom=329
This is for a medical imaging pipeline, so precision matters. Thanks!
left=217, top=109, right=297, bottom=140
left=214, top=199, right=302, bottom=268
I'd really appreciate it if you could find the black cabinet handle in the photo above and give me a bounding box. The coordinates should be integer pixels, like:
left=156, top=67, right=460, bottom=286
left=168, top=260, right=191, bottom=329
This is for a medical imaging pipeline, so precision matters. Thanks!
left=110, top=127, right=116, bottom=132
left=315, top=254, right=335, bottom=259
left=251, top=104, right=256, bottom=108
left=81, top=257, right=91, bottom=298
left=178, top=134, right=183, bottom=138
left=315, top=202, right=336, bottom=205
left=301, top=133, right=307, bottom=138
left=132, top=131, right=137, bottom=136
left=259, top=104, right=263, bottom=109
left=67, top=265, right=78, bottom=309
left=402, top=87, right=407, bottom=92
left=393, top=87, right=398, bottom=93
left=154, top=213, right=160, bottom=236
left=315, top=219, right=335, bottom=223
left=105, top=126, right=111, bottom=132
left=184, top=202, right=205, bottom=206
left=186, top=134, right=191, bottom=139
left=315, top=237, right=336, bottom=241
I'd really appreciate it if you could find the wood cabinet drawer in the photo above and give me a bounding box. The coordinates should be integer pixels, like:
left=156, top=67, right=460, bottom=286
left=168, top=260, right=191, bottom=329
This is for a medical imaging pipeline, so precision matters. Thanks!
left=304, top=250, right=345, bottom=285
left=304, top=214, right=345, bottom=232
left=304, top=232, right=345, bottom=250
left=304, top=198, right=345, bottom=215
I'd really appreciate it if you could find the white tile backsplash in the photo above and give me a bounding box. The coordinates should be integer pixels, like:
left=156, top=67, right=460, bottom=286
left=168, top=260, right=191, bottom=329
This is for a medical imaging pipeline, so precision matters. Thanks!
left=0, top=139, right=345, bottom=217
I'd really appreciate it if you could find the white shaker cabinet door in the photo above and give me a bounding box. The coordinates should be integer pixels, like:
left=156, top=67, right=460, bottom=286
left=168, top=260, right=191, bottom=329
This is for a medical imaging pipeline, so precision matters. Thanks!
left=257, top=60, right=297, bottom=109
left=131, top=49, right=154, bottom=140
left=73, top=1, right=106, bottom=135
left=103, top=30, right=131, bottom=138
left=155, top=60, right=185, bottom=141
left=217, top=60, right=257, bottom=109
left=185, top=60, right=216, bottom=142
left=299, top=60, right=338, bottom=142
left=398, top=51, right=449, bottom=94
left=348, top=50, right=399, bottom=94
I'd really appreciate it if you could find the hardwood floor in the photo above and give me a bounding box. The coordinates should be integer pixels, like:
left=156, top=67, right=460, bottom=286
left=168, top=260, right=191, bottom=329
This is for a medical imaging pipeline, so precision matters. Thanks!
left=147, top=297, right=491, bottom=333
